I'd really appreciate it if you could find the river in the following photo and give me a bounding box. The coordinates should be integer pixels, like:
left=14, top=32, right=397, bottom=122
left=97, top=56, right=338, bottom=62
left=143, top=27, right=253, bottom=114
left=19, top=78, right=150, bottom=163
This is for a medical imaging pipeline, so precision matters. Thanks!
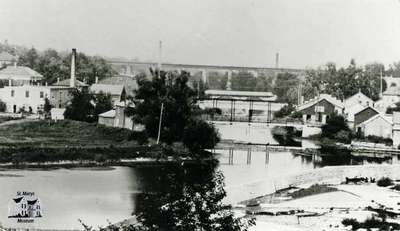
left=0, top=123, right=395, bottom=229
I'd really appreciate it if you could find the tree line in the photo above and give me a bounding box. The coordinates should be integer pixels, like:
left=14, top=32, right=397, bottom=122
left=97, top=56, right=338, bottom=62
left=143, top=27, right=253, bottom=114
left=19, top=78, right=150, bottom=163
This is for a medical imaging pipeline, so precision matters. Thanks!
left=0, top=41, right=116, bottom=84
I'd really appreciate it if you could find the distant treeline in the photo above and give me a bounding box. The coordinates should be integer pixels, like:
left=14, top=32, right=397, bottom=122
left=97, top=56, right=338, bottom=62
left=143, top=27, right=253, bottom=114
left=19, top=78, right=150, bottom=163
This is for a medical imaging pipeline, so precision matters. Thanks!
left=0, top=41, right=116, bottom=84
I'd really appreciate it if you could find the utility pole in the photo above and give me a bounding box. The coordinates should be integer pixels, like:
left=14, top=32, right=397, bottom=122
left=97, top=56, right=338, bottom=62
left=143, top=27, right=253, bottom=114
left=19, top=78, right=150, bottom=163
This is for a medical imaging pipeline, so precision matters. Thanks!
left=380, top=68, right=383, bottom=99
left=156, top=103, right=164, bottom=144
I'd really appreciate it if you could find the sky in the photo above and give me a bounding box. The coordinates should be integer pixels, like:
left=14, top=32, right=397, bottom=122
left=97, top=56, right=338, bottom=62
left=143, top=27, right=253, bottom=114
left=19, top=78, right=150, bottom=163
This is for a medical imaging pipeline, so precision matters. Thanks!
left=1, top=0, right=400, bottom=69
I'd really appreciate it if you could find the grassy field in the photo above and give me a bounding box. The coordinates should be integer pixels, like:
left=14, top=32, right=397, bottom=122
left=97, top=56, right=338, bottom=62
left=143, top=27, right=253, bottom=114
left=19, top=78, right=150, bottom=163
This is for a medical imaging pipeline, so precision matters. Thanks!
left=0, top=119, right=137, bottom=147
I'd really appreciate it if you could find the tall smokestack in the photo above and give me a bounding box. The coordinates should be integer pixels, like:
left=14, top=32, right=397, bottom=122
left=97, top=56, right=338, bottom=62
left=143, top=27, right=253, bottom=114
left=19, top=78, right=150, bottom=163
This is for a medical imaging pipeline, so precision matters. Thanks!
left=70, top=48, right=76, bottom=88
left=275, top=53, right=279, bottom=69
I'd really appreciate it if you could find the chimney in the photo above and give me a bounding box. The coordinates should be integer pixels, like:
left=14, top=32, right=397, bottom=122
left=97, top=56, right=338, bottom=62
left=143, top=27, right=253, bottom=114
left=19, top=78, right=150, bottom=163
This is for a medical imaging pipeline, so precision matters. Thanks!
left=275, top=53, right=279, bottom=69
left=70, top=48, right=76, bottom=88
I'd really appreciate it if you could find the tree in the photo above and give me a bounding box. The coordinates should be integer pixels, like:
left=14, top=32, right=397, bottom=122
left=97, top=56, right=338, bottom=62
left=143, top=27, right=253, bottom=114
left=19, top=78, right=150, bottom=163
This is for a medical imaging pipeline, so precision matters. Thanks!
left=131, top=162, right=255, bottom=231
left=321, top=114, right=351, bottom=143
left=43, top=98, right=52, bottom=117
left=274, top=72, right=299, bottom=104
left=0, top=100, right=6, bottom=112
left=93, top=92, right=113, bottom=120
left=64, top=89, right=95, bottom=122
left=230, top=71, right=257, bottom=91
left=18, top=47, right=39, bottom=68
left=182, top=119, right=220, bottom=154
left=207, top=72, right=228, bottom=90
left=128, top=69, right=220, bottom=152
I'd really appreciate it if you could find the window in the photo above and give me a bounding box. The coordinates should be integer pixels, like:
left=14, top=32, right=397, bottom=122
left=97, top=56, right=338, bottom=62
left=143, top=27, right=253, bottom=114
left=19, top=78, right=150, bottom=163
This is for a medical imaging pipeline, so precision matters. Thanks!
left=25, top=91, right=29, bottom=98
left=40, top=91, right=44, bottom=98
left=315, top=106, right=325, bottom=113
left=11, top=90, right=14, bottom=97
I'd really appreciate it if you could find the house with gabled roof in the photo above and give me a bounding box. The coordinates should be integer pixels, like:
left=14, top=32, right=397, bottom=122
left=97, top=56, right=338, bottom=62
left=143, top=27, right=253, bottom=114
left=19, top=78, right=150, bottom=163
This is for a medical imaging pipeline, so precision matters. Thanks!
left=297, top=94, right=344, bottom=124
left=344, top=90, right=373, bottom=109
left=355, top=113, right=393, bottom=139
left=90, top=84, right=126, bottom=105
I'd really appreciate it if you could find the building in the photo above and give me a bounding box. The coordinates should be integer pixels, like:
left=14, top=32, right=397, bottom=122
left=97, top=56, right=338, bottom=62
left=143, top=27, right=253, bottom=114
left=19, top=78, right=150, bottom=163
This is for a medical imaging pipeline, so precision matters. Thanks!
left=99, top=74, right=139, bottom=97
left=375, top=86, right=400, bottom=113
left=0, top=85, right=71, bottom=113
left=392, top=112, right=400, bottom=147
left=345, top=103, right=365, bottom=128
left=0, top=51, right=17, bottom=67
left=53, top=78, right=88, bottom=91
left=98, top=101, right=142, bottom=130
left=90, top=84, right=126, bottom=105
left=0, top=66, right=43, bottom=86
left=353, top=106, right=380, bottom=128
left=355, top=114, right=393, bottom=138
left=0, top=48, right=80, bottom=114
left=199, top=89, right=281, bottom=122
left=297, top=94, right=344, bottom=124
left=344, top=90, right=373, bottom=109
left=98, top=109, right=116, bottom=127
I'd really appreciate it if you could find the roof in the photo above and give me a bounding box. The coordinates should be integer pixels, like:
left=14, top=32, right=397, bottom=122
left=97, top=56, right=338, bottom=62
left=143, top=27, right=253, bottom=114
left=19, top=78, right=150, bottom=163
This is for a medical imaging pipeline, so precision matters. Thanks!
left=345, top=91, right=372, bottom=104
left=99, top=75, right=138, bottom=96
left=354, top=106, right=380, bottom=116
left=0, top=51, right=16, bottom=61
left=99, top=109, right=115, bottom=118
left=383, top=86, right=400, bottom=96
left=205, top=90, right=274, bottom=97
left=204, top=90, right=276, bottom=101
left=53, top=79, right=88, bottom=87
left=0, top=66, right=43, bottom=80
left=297, top=94, right=344, bottom=111
left=358, top=114, right=393, bottom=127
left=90, top=84, right=125, bottom=96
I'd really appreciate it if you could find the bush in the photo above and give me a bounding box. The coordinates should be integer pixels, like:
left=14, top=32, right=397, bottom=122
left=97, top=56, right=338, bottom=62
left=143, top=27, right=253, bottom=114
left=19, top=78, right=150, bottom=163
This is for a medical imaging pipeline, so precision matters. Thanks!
left=377, top=177, right=394, bottom=187
left=0, top=100, right=6, bottom=112
left=334, top=130, right=352, bottom=144
left=274, top=104, right=295, bottom=118
left=182, top=119, right=220, bottom=154
left=390, top=184, right=400, bottom=191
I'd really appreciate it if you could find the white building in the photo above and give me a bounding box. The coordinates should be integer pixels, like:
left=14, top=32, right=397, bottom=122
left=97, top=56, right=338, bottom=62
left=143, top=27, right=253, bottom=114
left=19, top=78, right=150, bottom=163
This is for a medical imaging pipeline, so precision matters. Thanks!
left=98, top=101, right=143, bottom=130
left=375, top=86, right=400, bottom=113
left=355, top=114, right=393, bottom=139
left=0, top=85, right=71, bottom=113
left=393, top=112, right=400, bottom=147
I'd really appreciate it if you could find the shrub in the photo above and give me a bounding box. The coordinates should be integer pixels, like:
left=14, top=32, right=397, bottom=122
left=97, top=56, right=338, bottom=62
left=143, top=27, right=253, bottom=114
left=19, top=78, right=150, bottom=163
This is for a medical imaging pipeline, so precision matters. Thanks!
left=377, top=177, right=394, bottom=187
left=274, top=104, right=295, bottom=118
left=390, top=184, right=400, bottom=191
left=0, top=100, right=6, bottom=112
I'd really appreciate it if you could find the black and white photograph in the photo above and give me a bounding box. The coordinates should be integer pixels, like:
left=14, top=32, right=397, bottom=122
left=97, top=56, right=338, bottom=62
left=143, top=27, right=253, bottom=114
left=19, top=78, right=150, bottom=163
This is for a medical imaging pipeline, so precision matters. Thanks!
left=1, top=0, right=400, bottom=230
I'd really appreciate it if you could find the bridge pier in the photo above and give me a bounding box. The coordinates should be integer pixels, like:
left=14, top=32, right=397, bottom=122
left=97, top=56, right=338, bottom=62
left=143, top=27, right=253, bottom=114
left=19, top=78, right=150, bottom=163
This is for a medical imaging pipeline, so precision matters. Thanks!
left=227, top=148, right=234, bottom=165
left=246, top=148, right=252, bottom=164
left=201, top=70, right=208, bottom=84
left=226, top=70, right=232, bottom=90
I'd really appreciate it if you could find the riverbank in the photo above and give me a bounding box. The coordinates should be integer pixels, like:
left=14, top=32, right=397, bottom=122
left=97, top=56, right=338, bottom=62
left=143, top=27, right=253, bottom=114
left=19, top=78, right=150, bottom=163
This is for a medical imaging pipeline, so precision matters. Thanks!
left=0, top=119, right=211, bottom=166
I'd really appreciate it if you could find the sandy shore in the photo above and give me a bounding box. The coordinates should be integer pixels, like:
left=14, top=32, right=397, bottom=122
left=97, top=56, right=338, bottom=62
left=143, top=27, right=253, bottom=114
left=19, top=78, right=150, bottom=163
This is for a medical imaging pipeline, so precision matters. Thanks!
left=241, top=164, right=400, bottom=231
